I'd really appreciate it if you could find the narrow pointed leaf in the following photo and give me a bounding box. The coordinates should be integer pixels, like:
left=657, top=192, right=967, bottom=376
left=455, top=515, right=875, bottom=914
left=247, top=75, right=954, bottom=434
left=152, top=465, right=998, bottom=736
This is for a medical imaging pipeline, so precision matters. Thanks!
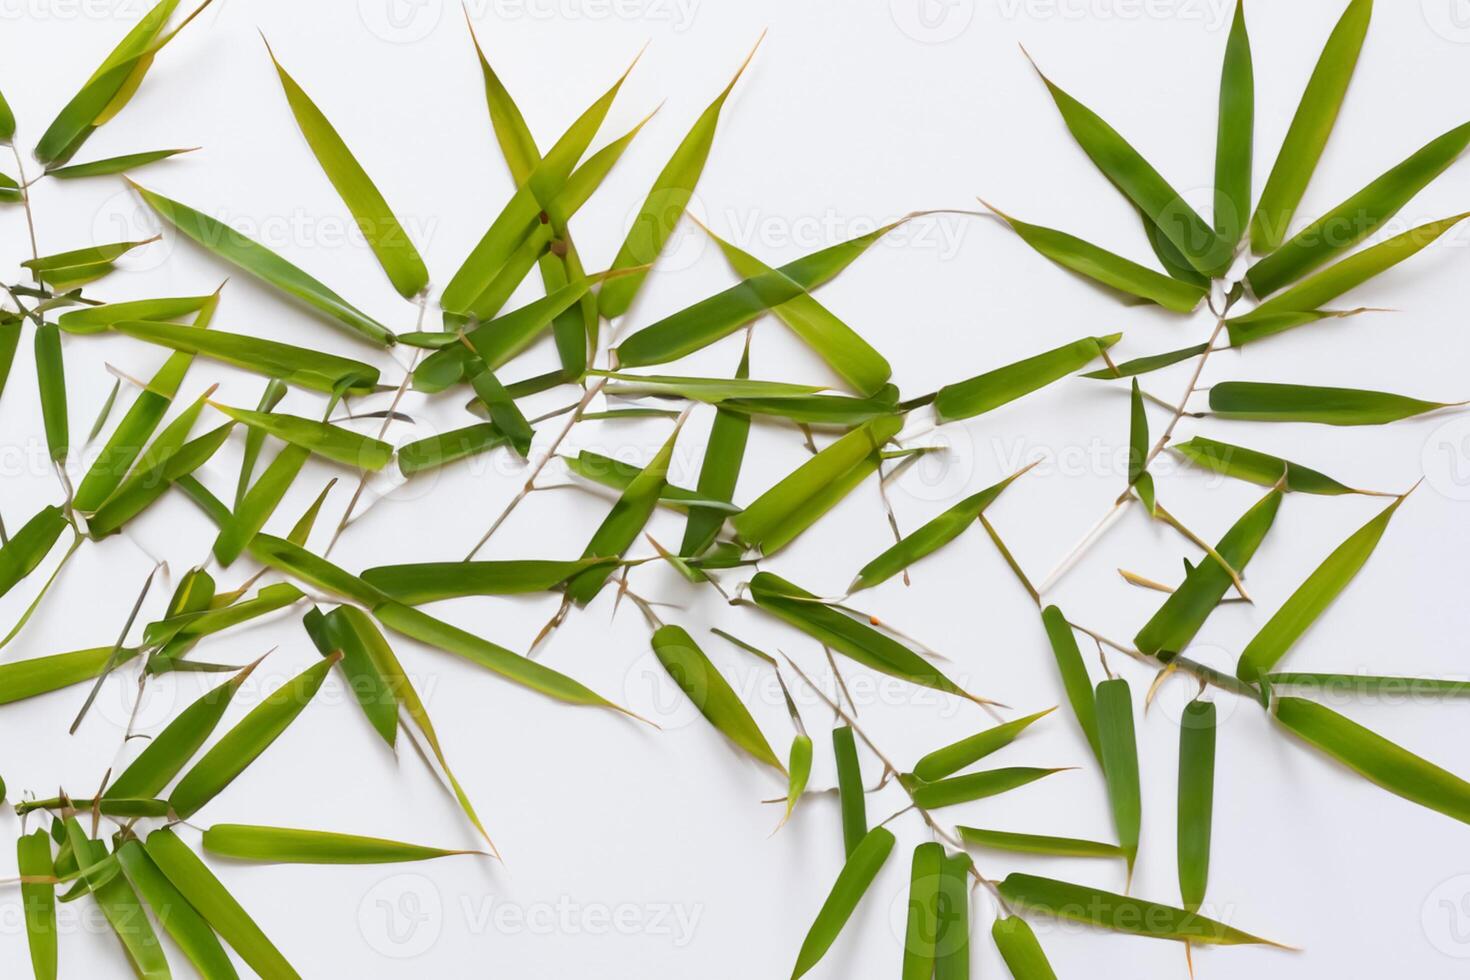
left=958, top=827, right=1126, bottom=860
left=598, top=370, right=825, bottom=402
left=202, top=825, right=471, bottom=864
left=790, top=826, right=895, bottom=979
left=1178, top=699, right=1216, bottom=911
left=1249, top=0, right=1373, bottom=253
left=563, top=451, right=741, bottom=513
left=57, top=295, right=212, bottom=334
left=213, top=444, right=309, bottom=565
left=236, top=379, right=287, bottom=505
left=933, top=334, right=1120, bottom=424
left=1041, top=606, right=1102, bottom=762
left=0, top=506, right=68, bottom=600
left=65, top=821, right=169, bottom=978
left=651, top=625, right=782, bottom=770
left=35, top=322, right=67, bottom=462
left=465, top=357, right=533, bottom=457
left=211, top=404, right=392, bottom=470
left=1172, top=435, right=1360, bottom=494
left=681, top=345, right=750, bottom=556
left=1214, top=1, right=1254, bottom=245
left=89, top=419, right=234, bottom=537
left=115, top=841, right=239, bottom=980
left=397, top=423, right=507, bottom=477
left=0, top=646, right=139, bottom=704
left=45, top=147, right=197, bottom=179
left=361, top=558, right=613, bottom=604
left=106, top=666, right=255, bottom=799
left=909, top=767, right=1066, bottom=809
left=1096, top=678, right=1141, bottom=869
left=833, top=726, right=866, bottom=856
left=1079, top=343, right=1209, bottom=380
left=1210, top=381, right=1456, bottom=426
left=913, top=708, right=1054, bottom=782
left=782, top=734, right=814, bottom=827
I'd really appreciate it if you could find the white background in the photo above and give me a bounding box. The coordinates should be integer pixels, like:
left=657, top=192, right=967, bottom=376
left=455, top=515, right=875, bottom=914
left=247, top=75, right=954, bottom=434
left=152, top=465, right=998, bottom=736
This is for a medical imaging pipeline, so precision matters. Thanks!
left=3, top=0, right=1470, bottom=976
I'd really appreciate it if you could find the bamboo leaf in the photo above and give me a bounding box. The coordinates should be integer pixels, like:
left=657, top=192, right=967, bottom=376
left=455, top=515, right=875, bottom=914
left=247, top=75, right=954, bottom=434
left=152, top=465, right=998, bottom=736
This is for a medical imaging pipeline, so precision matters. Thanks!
left=614, top=221, right=907, bottom=368
left=1041, top=606, right=1102, bottom=762
left=908, top=767, right=1066, bottom=809
left=934, top=850, right=972, bottom=980
left=397, top=424, right=507, bottom=477
left=982, top=203, right=1206, bottom=312
left=650, top=624, right=783, bottom=770
left=0, top=505, right=68, bottom=600
left=0, top=316, right=21, bottom=396
left=112, top=320, right=380, bottom=396
left=599, top=38, right=757, bottom=318
left=782, top=734, right=814, bottom=828
left=299, top=605, right=395, bottom=745
left=1134, top=486, right=1282, bottom=659
left=361, top=558, right=613, bottom=604
left=833, top=726, right=866, bottom=856
left=1079, top=343, right=1209, bottom=380
left=1249, top=0, right=1373, bottom=253
left=1237, top=495, right=1404, bottom=689
left=851, top=465, right=1027, bottom=592
left=790, top=826, right=895, bottom=979
left=681, top=344, right=751, bottom=556
left=998, top=873, right=1280, bottom=945
left=169, top=654, right=339, bottom=818
left=465, top=357, right=533, bottom=457
left=45, top=147, right=197, bottom=179
left=733, top=416, right=901, bottom=555
left=202, top=824, right=473, bottom=864
left=1171, top=435, right=1362, bottom=494
left=210, top=404, right=393, bottom=470
left=145, top=828, right=300, bottom=980
left=1096, top=678, right=1141, bottom=870
left=597, top=370, right=826, bottom=402
left=106, top=663, right=257, bottom=799
left=268, top=47, right=427, bottom=298
left=565, top=419, right=683, bottom=604
left=64, top=820, right=169, bottom=978
left=749, top=573, right=981, bottom=702
left=565, top=452, right=739, bottom=513
left=0, top=646, right=139, bottom=704
left=17, top=828, right=58, bottom=980
left=901, top=842, right=943, bottom=980
left=1214, top=1, right=1254, bottom=246
left=1031, top=58, right=1231, bottom=275
left=703, top=224, right=892, bottom=395
left=1210, top=381, right=1458, bottom=426
left=1233, top=213, right=1467, bottom=328
left=35, top=322, right=68, bottom=462
left=1249, top=121, right=1470, bottom=294
left=933, top=334, right=1120, bottom=424
left=991, top=915, right=1059, bottom=980
left=957, top=827, right=1126, bottom=860
left=1275, top=697, right=1470, bottom=826
left=1267, top=673, right=1470, bottom=698
left=913, top=708, right=1054, bottom=782
left=1178, top=699, right=1216, bottom=911
left=89, top=419, right=234, bottom=538
left=23, top=237, right=158, bottom=276
left=132, top=183, right=394, bottom=346
left=114, top=841, right=239, bottom=980
left=58, top=295, right=213, bottom=335
left=213, top=444, right=309, bottom=565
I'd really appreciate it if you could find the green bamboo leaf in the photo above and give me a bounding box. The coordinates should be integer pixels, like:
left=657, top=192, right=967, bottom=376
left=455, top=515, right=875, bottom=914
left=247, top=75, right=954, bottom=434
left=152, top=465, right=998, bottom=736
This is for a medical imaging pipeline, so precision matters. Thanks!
left=1030, top=58, right=1231, bottom=275
left=397, top=424, right=507, bottom=477
left=1275, top=697, right=1470, bottom=826
left=782, top=734, right=814, bottom=828
left=114, top=841, right=239, bottom=980
left=1237, top=496, right=1404, bottom=690
left=614, top=220, right=908, bottom=368
left=0, top=505, right=68, bottom=600
left=23, top=237, right=157, bottom=276
left=145, top=828, right=300, bottom=980
left=361, top=557, right=613, bottom=604
left=733, top=416, right=901, bottom=555
left=908, top=767, right=1066, bottom=809
left=650, top=624, right=782, bottom=770
left=65, top=821, right=169, bottom=978
left=901, top=842, right=943, bottom=980
left=57, top=294, right=213, bottom=335
left=0, top=646, right=139, bottom=704
left=465, top=357, right=533, bottom=457
left=1178, top=699, right=1216, bottom=911
left=202, top=824, right=474, bottom=864
left=565, top=419, right=684, bottom=605
left=599, top=38, right=758, bottom=318
left=1041, top=605, right=1102, bottom=762
left=749, top=573, right=983, bottom=703
left=441, top=54, right=636, bottom=315
left=982, top=203, right=1206, bottom=312
left=681, top=344, right=751, bottom=557
left=991, top=915, right=1058, bottom=980
left=1079, top=343, right=1209, bottom=380
left=1214, top=1, right=1254, bottom=245
left=597, top=370, right=826, bottom=402
left=0, top=86, right=13, bottom=143
left=132, top=183, right=394, bottom=346
left=112, top=320, right=380, bottom=396
left=715, top=389, right=899, bottom=428
left=1249, top=0, right=1373, bottom=254
left=299, top=605, right=395, bottom=746
left=34, top=322, right=68, bottom=462
left=144, top=580, right=303, bottom=650
left=913, top=708, right=1054, bottom=782
left=1209, top=381, right=1458, bottom=426
left=703, top=224, right=892, bottom=395
left=1224, top=306, right=1377, bottom=347
left=169, top=654, right=339, bottom=818
left=957, top=827, right=1126, bottom=860
left=934, top=850, right=972, bottom=980
left=0, top=171, right=20, bottom=203
left=286, top=477, right=335, bottom=546
left=1250, top=122, right=1470, bottom=294
left=456, top=267, right=637, bottom=374
left=998, top=873, right=1280, bottom=945
left=852, top=464, right=1029, bottom=592
left=1128, top=380, right=1148, bottom=489
left=268, top=47, right=427, bottom=298
left=1096, top=678, right=1141, bottom=871
left=212, top=445, right=310, bottom=565
left=1171, top=435, right=1363, bottom=494
left=235, top=379, right=288, bottom=507
left=1268, top=673, right=1470, bottom=697
left=44, top=147, right=197, bottom=179
left=0, top=316, right=21, bottom=396
left=372, top=600, right=633, bottom=716
left=17, top=828, right=58, bottom=980
left=933, top=334, right=1121, bottom=424
left=88, top=419, right=234, bottom=538
left=1134, top=486, right=1282, bottom=659
left=833, top=726, right=866, bottom=856
left=211, top=404, right=393, bottom=470
left=790, top=826, right=895, bottom=979
left=106, top=663, right=257, bottom=800
left=1234, top=214, right=1467, bottom=329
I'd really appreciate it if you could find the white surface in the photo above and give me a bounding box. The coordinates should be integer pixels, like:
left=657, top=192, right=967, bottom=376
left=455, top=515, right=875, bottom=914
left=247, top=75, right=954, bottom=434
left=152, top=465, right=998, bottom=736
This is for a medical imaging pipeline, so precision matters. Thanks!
left=3, top=0, right=1470, bottom=977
